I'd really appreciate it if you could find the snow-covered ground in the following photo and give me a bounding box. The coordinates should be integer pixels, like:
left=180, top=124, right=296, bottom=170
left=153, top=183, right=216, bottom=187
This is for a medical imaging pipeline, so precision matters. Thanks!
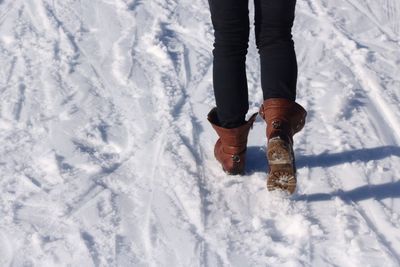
left=1, top=0, right=400, bottom=266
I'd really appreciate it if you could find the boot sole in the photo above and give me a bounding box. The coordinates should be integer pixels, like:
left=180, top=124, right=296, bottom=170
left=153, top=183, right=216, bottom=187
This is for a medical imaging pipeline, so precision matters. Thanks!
left=266, top=137, right=296, bottom=194
left=223, top=167, right=244, bottom=176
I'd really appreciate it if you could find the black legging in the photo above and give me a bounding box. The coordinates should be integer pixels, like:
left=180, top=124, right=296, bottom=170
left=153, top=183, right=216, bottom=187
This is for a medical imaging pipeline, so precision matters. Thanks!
left=209, top=0, right=298, bottom=128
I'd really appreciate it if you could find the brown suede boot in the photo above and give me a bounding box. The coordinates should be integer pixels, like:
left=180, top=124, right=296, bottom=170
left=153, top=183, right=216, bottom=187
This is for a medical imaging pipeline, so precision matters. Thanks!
left=259, top=98, right=307, bottom=194
left=208, top=108, right=258, bottom=175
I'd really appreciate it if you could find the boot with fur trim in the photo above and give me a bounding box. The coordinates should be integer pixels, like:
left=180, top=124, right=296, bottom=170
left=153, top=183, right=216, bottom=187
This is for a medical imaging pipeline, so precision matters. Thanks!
left=259, top=98, right=307, bottom=194
left=208, top=108, right=257, bottom=175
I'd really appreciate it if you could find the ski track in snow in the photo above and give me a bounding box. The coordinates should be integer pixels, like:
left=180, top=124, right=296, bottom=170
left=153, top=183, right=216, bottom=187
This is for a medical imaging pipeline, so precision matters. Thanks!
left=0, top=0, right=399, bottom=266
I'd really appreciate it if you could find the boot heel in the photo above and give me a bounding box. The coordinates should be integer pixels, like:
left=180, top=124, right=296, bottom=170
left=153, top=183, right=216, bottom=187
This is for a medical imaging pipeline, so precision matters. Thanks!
left=266, top=137, right=296, bottom=194
left=267, top=137, right=293, bottom=165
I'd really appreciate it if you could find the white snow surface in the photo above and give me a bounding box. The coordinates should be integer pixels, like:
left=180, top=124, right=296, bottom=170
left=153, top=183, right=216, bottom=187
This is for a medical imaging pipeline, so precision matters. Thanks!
left=0, top=0, right=400, bottom=266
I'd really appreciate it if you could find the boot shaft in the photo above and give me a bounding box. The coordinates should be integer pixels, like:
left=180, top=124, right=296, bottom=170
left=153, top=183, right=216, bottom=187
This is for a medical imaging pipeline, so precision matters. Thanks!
left=259, top=98, right=307, bottom=143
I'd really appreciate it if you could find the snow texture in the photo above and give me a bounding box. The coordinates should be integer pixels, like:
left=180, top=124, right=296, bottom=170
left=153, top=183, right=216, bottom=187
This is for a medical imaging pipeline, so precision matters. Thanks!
left=0, top=0, right=400, bottom=266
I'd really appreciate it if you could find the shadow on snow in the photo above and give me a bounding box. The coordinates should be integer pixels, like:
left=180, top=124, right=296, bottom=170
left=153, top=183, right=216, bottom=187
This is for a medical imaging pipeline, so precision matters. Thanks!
left=294, top=180, right=400, bottom=202
left=295, top=145, right=400, bottom=169
left=246, top=145, right=400, bottom=202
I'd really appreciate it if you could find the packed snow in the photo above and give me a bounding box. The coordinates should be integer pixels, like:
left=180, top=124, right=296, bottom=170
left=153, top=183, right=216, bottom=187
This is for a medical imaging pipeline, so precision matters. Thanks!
left=0, top=0, right=400, bottom=266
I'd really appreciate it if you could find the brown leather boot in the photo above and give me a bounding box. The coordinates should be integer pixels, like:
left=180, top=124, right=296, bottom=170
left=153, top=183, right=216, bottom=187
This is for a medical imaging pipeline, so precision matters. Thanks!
left=259, top=98, right=307, bottom=194
left=208, top=108, right=258, bottom=175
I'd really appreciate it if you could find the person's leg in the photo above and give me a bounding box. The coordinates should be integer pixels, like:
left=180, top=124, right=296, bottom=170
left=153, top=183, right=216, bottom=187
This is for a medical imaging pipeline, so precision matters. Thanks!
left=208, top=0, right=257, bottom=175
left=209, top=0, right=250, bottom=128
left=254, top=0, right=307, bottom=194
left=254, top=0, right=297, bottom=100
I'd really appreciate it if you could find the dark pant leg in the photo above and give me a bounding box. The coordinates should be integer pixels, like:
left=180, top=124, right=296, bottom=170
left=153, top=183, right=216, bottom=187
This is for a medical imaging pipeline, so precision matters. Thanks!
left=254, top=0, right=297, bottom=101
left=208, top=0, right=250, bottom=128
